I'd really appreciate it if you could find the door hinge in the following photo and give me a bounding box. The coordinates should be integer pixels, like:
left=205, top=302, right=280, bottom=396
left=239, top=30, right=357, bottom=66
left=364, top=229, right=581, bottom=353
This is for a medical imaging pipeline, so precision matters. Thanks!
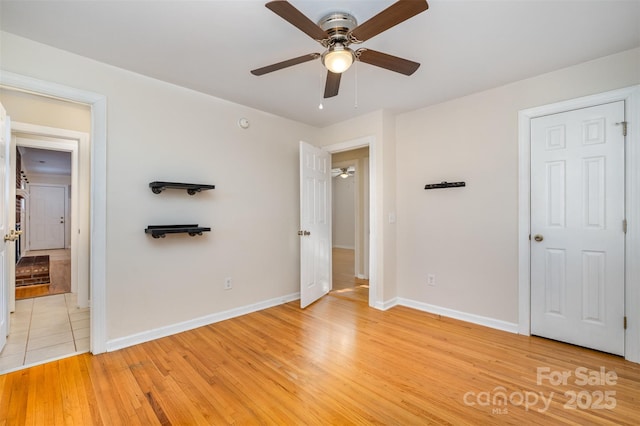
left=616, top=121, right=628, bottom=137
left=623, top=219, right=627, bottom=234
left=624, top=316, right=627, bottom=330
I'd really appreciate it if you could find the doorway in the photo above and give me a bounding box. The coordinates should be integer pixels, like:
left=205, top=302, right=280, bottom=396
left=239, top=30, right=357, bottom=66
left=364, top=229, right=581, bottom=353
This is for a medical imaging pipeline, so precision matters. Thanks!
left=0, top=70, right=108, bottom=357
left=330, top=147, right=370, bottom=302
left=0, top=88, right=92, bottom=373
left=16, top=146, right=72, bottom=300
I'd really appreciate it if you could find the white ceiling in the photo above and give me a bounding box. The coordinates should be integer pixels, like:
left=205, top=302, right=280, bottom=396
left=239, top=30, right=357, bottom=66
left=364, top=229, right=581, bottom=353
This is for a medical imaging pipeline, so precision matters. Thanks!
left=1, top=1, right=639, bottom=127
left=19, top=146, right=71, bottom=176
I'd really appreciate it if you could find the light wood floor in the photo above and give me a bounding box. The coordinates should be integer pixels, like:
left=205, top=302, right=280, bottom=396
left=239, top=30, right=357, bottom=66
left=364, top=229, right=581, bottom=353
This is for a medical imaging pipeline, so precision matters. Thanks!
left=332, top=248, right=368, bottom=303
left=1, top=273, right=639, bottom=424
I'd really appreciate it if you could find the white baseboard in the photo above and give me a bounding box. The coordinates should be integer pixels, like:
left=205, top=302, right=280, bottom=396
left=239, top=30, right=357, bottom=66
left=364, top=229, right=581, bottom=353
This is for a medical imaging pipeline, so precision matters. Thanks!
left=106, top=292, right=300, bottom=352
left=374, top=297, right=399, bottom=311
left=332, top=245, right=355, bottom=250
left=105, top=294, right=518, bottom=352
left=396, top=298, right=519, bottom=334
left=356, top=274, right=369, bottom=280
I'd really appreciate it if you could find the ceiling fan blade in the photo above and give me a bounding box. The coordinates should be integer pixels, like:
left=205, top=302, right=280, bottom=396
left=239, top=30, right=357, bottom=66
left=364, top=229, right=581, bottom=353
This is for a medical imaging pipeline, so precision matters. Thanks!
left=324, top=71, right=341, bottom=98
left=349, top=0, right=429, bottom=42
left=251, top=53, right=320, bottom=76
left=266, top=0, right=327, bottom=41
left=356, top=49, right=420, bottom=76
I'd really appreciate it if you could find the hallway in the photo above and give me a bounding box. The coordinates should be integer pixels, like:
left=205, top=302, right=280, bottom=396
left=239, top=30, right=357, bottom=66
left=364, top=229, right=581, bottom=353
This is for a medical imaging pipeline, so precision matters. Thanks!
left=331, top=247, right=368, bottom=303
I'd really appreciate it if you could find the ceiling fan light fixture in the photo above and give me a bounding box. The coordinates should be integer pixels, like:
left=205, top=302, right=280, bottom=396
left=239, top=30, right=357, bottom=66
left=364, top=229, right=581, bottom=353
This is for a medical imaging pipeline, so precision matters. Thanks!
left=322, top=44, right=354, bottom=74
left=339, top=168, right=350, bottom=178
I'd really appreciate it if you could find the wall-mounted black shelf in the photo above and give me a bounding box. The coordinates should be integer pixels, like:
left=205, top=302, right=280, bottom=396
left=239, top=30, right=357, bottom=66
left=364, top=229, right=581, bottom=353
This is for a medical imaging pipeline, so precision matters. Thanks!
left=149, top=181, right=215, bottom=195
left=145, top=224, right=211, bottom=239
left=424, top=181, right=466, bottom=190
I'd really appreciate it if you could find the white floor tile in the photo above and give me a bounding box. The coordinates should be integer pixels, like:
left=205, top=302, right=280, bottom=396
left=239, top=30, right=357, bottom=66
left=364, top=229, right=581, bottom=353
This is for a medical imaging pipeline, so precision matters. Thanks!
left=32, top=303, right=67, bottom=312
left=0, top=340, right=27, bottom=357
left=75, top=337, right=90, bottom=352
left=9, top=320, right=31, bottom=334
left=73, top=327, right=90, bottom=339
left=71, top=306, right=90, bottom=313
left=33, top=298, right=66, bottom=309
left=31, top=316, right=69, bottom=330
left=15, top=299, right=34, bottom=311
left=28, top=323, right=72, bottom=339
left=6, top=330, right=29, bottom=344
left=0, top=293, right=91, bottom=374
left=24, top=342, right=76, bottom=365
left=69, top=311, right=89, bottom=322
left=28, top=331, right=74, bottom=351
left=11, top=310, right=32, bottom=321
left=72, top=318, right=90, bottom=331
left=0, top=353, right=24, bottom=371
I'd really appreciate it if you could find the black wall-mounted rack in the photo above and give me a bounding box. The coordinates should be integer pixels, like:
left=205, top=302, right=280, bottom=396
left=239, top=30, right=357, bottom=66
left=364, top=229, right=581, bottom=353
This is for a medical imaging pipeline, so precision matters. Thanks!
left=149, top=181, right=215, bottom=195
left=145, top=224, right=211, bottom=239
left=424, top=181, right=466, bottom=190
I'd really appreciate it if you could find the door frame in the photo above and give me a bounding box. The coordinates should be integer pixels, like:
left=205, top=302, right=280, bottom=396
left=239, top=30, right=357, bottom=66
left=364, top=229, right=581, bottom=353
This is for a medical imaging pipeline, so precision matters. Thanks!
left=0, top=70, right=107, bottom=354
left=518, top=85, right=640, bottom=363
left=324, top=136, right=377, bottom=308
left=332, top=158, right=369, bottom=279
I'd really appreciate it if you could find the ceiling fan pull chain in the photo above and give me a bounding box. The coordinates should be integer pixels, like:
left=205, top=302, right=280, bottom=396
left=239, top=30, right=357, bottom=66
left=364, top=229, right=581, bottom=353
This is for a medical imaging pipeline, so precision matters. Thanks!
left=354, top=61, right=359, bottom=109
left=318, top=66, right=324, bottom=110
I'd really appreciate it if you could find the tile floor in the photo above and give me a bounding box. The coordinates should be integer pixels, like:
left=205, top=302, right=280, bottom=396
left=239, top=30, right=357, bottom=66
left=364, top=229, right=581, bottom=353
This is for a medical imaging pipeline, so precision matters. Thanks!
left=0, top=292, right=90, bottom=374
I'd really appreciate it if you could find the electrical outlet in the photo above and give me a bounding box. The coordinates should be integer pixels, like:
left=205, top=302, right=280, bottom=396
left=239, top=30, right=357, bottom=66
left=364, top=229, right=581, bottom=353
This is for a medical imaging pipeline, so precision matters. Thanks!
left=224, top=277, right=232, bottom=290
left=427, top=274, right=436, bottom=286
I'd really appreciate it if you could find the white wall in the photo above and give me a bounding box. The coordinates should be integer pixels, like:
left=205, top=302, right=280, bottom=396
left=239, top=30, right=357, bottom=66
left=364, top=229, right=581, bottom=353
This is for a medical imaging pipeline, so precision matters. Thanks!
left=1, top=32, right=320, bottom=341
left=0, top=88, right=91, bottom=133
left=332, top=174, right=355, bottom=249
left=396, top=48, right=640, bottom=324
left=319, top=110, right=397, bottom=304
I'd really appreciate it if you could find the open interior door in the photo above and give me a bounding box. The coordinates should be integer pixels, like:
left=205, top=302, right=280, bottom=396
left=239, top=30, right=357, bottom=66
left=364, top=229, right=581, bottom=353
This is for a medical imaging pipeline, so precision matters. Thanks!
left=0, top=102, right=14, bottom=352
left=299, top=141, right=331, bottom=308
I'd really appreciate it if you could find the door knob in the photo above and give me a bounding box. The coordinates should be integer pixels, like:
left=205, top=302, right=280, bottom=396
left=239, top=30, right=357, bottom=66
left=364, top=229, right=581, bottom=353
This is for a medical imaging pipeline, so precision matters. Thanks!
left=297, top=230, right=311, bottom=236
left=4, top=230, right=20, bottom=242
left=533, top=234, right=544, bottom=242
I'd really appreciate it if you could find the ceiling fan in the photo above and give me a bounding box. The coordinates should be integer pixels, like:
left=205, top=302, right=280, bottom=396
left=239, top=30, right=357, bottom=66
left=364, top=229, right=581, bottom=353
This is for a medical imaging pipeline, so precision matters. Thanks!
left=251, top=0, right=429, bottom=98
left=332, top=166, right=355, bottom=178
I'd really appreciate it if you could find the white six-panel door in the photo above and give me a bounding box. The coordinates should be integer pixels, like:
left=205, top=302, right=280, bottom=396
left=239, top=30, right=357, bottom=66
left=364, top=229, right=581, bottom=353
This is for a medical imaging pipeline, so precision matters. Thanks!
left=300, top=141, right=331, bottom=308
left=531, top=101, right=625, bottom=355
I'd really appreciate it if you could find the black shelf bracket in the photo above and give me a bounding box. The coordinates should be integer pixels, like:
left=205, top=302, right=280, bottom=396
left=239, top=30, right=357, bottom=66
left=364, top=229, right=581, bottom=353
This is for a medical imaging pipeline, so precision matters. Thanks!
left=145, top=224, right=211, bottom=239
left=149, top=181, right=215, bottom=195
left=424, top=181, right=466, bottom=190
